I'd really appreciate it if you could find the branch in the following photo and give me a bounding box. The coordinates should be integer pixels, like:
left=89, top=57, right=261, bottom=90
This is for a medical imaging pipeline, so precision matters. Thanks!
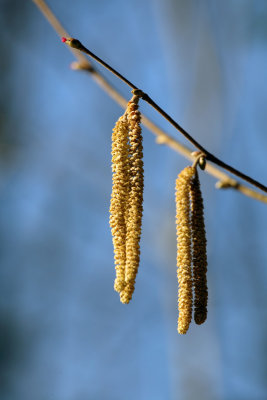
left=33, top=0, right=267, bottom=203
left=63, top=37, right=267, bottom=194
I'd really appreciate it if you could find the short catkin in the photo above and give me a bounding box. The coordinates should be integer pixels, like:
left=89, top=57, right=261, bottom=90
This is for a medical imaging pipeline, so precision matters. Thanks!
left=190, top=171, right=208, bottom=325
left=175, top=166, right=195, bottom=334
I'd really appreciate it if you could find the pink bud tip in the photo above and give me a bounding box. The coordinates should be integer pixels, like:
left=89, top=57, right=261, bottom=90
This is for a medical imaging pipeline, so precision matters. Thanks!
left=61, top=37, right=67, bottom=43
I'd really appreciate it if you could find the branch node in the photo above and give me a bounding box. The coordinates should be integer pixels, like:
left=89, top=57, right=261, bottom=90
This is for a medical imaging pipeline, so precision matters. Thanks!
left=156, top=135, right=167, bottom=145
left=70, top=61, right=95, bottom=73
left=216, top=180, right=239, bottom=190
left=131, top=89, right=148, bottom=105
left=131, top=88, right=143, bottom=97
left=192, top=152, right=207, bottom=170
left=62, top=37, right=84, bottom=50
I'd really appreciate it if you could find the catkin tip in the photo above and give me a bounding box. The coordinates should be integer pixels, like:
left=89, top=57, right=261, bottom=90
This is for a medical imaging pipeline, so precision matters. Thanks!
left=114, top=278, right=126, bottom=293
left=119, top=283, right=134, bottom=304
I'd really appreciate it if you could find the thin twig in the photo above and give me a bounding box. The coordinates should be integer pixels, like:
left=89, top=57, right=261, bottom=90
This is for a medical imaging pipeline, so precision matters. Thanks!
left=62, top=38, right=138, bottom=91
left=64, top=37, right=267, bottom=194
left=32, top=0, right=267, bottom=203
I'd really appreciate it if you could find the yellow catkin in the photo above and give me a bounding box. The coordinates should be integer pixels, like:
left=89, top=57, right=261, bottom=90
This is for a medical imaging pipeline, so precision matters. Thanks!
left=120, top=98, right=144, bottom=304
left=109, top=115, right=129, bottom=292
left=190, top=171, right=208, bottom=325
left=176, top=166, right=195, bottom=334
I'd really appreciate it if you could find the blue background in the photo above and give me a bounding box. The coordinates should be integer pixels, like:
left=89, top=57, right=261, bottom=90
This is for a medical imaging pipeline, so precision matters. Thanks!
left=0, top=1, right=266, bottom=399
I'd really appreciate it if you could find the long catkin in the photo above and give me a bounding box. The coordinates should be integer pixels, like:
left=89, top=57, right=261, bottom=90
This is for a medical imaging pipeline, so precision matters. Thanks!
left=120, top=99, right=144, bottom=304
left=109, top=115, right=130, bottom=293
left=190, top=171, right=208, bottom=325
left=175, top=166, right=195, bottom=334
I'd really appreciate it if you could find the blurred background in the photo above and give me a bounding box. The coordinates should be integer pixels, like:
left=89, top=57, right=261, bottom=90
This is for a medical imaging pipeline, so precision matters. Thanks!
left=0, top=1, right=266, bottom=399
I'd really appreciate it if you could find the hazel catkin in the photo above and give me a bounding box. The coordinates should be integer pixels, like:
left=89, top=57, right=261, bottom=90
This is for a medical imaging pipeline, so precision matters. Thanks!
left=175, top=166, right=195, bottom=334
left=110, top=94, right=144, bottom=304
left=120, top=98, right=144, bottom=304
left=190, top=171, right=208, bottom=325
left=109, top=115, right=129, bottom=293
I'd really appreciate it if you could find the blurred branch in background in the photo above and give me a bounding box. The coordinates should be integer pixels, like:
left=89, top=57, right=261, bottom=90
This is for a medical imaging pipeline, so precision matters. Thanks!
left=33, top=0, right=267, bottom=204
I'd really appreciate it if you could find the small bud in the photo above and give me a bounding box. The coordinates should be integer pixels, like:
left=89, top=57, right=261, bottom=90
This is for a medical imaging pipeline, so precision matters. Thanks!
left=70, top=61, right=81, bottom=70
left=156, top=135, right=166, bottom=145
left=191, top=151, right=201, bottom=158
left=199, top=156, right=206, bottom=170
left=61, top=37, right=82, bottom=49
left=216, top=180, right=238, bottom=189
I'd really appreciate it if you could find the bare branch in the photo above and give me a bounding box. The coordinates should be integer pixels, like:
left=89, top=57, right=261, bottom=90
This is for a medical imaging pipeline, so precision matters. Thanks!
left=33, top=0, right=267, bottom=203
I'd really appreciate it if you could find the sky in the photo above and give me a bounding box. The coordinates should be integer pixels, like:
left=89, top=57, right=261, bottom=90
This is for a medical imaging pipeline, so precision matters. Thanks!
left=0, top=1, right=266, bottom=399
